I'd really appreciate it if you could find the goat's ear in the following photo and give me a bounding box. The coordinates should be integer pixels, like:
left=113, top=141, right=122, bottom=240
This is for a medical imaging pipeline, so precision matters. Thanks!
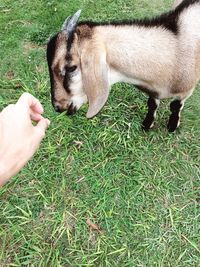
left=62, top=10, right=81, bottom=33
left=81, top=50, right=110, bottom=118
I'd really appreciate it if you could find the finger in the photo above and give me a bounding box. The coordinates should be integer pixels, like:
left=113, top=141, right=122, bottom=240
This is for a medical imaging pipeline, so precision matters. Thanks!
left=30, top=112, right=44, bottom=122
left=16, top=92, right=44, bottom=114
left=34, top=118, right=50, bottom=139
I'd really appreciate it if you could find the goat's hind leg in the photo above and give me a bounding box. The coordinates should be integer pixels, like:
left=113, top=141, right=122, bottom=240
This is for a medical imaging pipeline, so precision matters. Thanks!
left=142, top=97, right=160, bottom=131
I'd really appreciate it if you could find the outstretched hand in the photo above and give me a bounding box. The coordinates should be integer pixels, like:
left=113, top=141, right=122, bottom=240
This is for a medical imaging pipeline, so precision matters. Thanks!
left=0, top=93, right=50, bottom=186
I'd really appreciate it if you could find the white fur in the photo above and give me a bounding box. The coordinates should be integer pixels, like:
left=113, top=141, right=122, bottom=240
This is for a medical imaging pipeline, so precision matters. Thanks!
left=70, top=70, right=88, bottom=108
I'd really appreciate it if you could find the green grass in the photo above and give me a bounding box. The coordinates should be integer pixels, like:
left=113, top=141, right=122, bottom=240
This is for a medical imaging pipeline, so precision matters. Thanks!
left=0, top=0, right=200, bottom=266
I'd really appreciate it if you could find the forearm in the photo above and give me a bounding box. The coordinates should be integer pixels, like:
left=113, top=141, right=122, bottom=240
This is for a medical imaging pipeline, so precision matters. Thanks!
left=0, top=116, right=24, bottom=186
left=0, top=118, right=15, bottom=186
left=0, top=161, right=13, bottom=186
left=0, top=152, right=21, bottom=187
left=0, top=144, right=29, bottom=187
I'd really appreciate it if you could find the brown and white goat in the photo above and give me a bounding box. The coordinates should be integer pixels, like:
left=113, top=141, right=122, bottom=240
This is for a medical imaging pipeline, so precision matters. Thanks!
left=47, top=0, right=200, bottom=132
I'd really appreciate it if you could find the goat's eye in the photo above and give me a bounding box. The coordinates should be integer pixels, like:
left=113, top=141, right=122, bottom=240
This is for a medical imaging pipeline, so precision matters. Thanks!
left=65, top=65, right=77, bottom=73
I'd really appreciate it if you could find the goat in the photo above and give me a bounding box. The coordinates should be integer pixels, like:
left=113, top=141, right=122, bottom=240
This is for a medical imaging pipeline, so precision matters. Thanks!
left=47, top=0, right=200, bottom=132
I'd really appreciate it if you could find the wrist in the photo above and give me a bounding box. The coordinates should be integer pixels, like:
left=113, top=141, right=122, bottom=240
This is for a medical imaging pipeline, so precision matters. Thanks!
left=0, top=160, right=12, bottom=186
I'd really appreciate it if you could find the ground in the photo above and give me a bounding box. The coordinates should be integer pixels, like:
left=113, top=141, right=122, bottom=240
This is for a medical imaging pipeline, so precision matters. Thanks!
left=0, top=0, right=200, bottom=266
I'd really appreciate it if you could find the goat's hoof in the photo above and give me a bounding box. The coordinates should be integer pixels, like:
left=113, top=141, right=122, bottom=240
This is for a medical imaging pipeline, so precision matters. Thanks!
left=167, top=123, right=177, bottom=133
left=141, top=123, right=152, bottom=131
left=142, top=119, right=154, bottom=131
left=141, top=125, right=150, bottom=131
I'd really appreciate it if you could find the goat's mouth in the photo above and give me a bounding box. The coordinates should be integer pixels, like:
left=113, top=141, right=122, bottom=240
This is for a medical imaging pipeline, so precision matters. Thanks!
left=53, top=103, right=77, bottom=115
left=67, top=103, right=77, bottom=115
left=54, top=105, right=66, bottom=113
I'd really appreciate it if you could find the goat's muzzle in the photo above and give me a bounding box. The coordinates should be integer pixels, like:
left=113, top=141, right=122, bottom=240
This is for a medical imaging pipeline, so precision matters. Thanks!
left=67, top=103, right=77, bottom=115
left=53, top=101, right=77, bottom=115
left=53, top=103, right=66, bottom=113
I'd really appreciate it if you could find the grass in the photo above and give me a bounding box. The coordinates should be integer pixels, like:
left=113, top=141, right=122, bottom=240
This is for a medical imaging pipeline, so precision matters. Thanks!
left=0, top=0, right=200, bottom=266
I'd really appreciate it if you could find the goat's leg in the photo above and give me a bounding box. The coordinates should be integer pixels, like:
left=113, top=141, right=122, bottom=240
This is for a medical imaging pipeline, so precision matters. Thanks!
left=167, top=99, right=185, bottom=132
left=167, top=88, right=194, bottom=132
left=142, top=97, right=160, bottom=131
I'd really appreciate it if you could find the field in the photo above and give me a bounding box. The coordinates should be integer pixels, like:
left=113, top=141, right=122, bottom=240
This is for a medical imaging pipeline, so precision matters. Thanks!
left=0, top=0, right=200, bottom=266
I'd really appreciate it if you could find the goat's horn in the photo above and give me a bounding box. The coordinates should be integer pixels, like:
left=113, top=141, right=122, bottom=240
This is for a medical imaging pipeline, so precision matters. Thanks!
left=62, top=10, right=81, bottom=33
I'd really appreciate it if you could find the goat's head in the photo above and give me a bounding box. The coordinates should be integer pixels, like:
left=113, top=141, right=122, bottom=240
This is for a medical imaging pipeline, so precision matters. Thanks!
left=47, top=10, right=109, bottom=118
left=47, top=10, right=86, bottom=115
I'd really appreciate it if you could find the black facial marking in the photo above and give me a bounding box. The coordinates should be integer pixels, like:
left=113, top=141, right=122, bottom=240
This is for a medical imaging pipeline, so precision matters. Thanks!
left=63, top=71, right=71, bottom=94
left=65, top=54, right=72, bottom=61
left=142, top=97, right=159, bottom=131
left=67, top=31, right=75, bottom=51
left=46, top=33, right=59, bottom=103
left=61, top=53, right=73, bottom=93
left=167, top=99, right=183, bottom=132
left=47, top=34, right=58, bottom=67
left=78, top=0, right=200, bottom=35
left=63, top=63, right=77, bottom=93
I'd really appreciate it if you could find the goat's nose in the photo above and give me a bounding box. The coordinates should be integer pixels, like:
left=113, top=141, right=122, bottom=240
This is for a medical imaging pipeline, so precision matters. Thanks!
left=54, top=105, right=63, bottom=113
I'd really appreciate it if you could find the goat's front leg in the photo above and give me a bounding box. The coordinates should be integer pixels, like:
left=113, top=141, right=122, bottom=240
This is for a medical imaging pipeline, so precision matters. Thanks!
left=142, top=97, right=160, bottom=131
left=167, top=99, right=184, bottom=132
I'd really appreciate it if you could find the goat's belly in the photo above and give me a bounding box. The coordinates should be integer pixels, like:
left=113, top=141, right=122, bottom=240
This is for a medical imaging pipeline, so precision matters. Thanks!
left=108, top=67, right=158, bottom=90
left=108, top=67, right=171, bottom=99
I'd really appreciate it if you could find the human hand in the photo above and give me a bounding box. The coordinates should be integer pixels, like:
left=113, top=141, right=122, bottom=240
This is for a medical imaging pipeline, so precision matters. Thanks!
left=0, top=93, right=50, bottom=186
